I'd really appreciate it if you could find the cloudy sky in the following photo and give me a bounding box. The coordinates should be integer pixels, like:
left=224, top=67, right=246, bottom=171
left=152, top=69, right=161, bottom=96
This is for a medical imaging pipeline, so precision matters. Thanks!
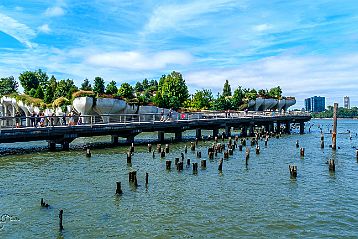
left=0, top=0, right=357, bottom=108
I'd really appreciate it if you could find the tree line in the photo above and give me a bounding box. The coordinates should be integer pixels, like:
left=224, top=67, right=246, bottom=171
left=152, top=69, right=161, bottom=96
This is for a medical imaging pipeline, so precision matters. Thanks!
left=0, top=69, right=284, bottom=111
left=312, top=106, right=358, bottom=118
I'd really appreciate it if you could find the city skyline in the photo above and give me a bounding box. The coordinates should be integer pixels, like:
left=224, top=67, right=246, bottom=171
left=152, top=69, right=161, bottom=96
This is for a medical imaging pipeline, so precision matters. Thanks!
left=1, top=0, right=358, bottom=108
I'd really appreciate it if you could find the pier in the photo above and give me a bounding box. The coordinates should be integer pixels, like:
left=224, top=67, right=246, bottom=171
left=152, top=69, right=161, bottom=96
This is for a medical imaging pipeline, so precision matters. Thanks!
left=0, top=111, right=311, bottom=150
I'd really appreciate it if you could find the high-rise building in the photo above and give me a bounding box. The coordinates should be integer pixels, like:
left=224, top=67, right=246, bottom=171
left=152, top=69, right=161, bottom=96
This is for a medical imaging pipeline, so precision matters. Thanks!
left=304, top=98, right=311, bottom=112
left=344, top=96, right=350, bottom=109
left=304, top=96, right=325, bottom=112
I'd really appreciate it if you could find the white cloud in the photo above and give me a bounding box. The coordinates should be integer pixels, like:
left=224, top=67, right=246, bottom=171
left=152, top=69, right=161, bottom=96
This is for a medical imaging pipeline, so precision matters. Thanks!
left=185, top=54, right=358, bottom=107
left=253, top=24, right=272, bottom=32
left=0, top=13, right=36, bottom=48
left=38, top=24, right=51, bottom=33
left=144, top=0, right=239, bottom=34
left=86, top=50, right=193, bottom=70
left=44, top=6, right=65, bottom=17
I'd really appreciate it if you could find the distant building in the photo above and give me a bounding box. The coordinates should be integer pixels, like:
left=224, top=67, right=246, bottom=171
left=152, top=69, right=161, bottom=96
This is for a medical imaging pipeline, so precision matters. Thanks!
left=344, top=96, right=350, bottom=109
left=304, top=96, right=325, bottom=112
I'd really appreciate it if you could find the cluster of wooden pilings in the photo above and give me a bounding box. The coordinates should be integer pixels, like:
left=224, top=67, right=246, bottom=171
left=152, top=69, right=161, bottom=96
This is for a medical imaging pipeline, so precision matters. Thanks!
left=47, top=104, right=357, bottom=230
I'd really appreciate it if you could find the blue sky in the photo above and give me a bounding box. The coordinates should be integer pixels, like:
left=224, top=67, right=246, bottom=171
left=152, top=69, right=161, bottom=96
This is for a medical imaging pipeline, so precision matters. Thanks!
left=1, top=0, right=358, bottom=108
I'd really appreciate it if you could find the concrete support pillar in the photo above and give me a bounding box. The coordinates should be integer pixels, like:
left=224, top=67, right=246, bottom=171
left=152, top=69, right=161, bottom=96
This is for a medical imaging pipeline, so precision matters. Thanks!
left=126, top=135, right=135, bottom=144
left=213, top=128, right=219, bottom=137
left=276, top=122, right=281, bottom=133
left=285, top=122, right=291, bottom=134
left=225, top=126, right=231, bottom=137
left=111, top=135, right=119, bottom=145
left=269, top=123, right=274, bottom=133
left=48, top=141, right=56, bottom=151
left=299, top=122, right=305, bottom=135
left=264, top=124, right=269, bottom=133
left=158, top=131, right=165, bottom=142
left=175, top=131, right=183, bottom=141
left=241, top=126, right=247, bottom=137
left=196, top=128, right=202, bottom=139
left=248, top=126, right=254, bottom=137
left=62, top=141, right=70, bottom=151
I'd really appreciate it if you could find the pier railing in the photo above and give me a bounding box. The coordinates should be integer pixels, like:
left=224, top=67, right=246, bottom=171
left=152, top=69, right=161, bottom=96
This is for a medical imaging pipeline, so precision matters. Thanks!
left=0, top=111, right=310, bottom=130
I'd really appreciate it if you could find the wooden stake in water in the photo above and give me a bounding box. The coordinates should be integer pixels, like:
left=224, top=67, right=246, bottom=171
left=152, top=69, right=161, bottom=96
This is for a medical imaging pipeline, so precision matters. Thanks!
left=332, top=103, right=338, bottom=150
left=59, top=209, right=64, bottom=230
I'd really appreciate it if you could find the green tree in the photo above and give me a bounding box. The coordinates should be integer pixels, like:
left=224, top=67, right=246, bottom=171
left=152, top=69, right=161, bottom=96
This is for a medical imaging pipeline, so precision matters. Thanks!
left=19, top=71, right=39, bottom=94
left=105, top=80, right=118, bottom=95
left=0, top=76, right=18, bottom=96
left=222, top=80, right=232, bottom=97
left=28, top=88, right=36, bottom=97
left=93, top=77, right=105, bottom=95
left=142, top=78, right=149, bottom=90
left=54, top=79, right=78, bottom=99
left=44, top=75, right=57, bottom=103
left=191, top=89, right=213, bottom=109
left=80, top=78, right=92, bottom=91
left=117, top=83, right=134, bottom=99
left=232, top=86, right=244, bottom=109
left=34, top=86, right=44, bottom=99
left=36, top=69, right=49, bottom=89
left=154, top=71, right=189, bottom=109
left=268, top=86, right=282, bottom=99
left=135, top=82, right=144, bottom=92
left=212, top=94, right=232, bottom=110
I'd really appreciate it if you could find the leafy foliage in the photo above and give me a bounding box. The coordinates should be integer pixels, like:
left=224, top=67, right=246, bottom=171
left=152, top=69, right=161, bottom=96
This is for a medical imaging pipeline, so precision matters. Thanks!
left=54, top=79, right=78, bottom=100
left=155, top=71, right=189, bottom=109
left=117, top=83, right=134, bottom=99
left=105, top=80, right=118, bottom=95
left=0, top=76, right=18, bottom=96
left=222, top=80, right=232, bottom=97
left=191, top=89, right=213, bottom=110
left=93, top=77, right=105, bottom=95
left=80, top=78, right=92, bottom=91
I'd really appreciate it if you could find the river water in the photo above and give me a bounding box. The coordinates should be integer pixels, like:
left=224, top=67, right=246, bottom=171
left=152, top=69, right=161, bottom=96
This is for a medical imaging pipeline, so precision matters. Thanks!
left=0, top=119, right=358, bottom=238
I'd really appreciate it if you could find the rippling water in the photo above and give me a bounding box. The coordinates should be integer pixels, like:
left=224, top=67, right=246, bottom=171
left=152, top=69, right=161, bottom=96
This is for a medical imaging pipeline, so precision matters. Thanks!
left=1, top=119, right=358, bottom=238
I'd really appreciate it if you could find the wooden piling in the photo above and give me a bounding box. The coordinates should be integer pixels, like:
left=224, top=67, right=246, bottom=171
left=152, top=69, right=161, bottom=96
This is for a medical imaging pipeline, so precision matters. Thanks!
left=166, top=160, right=172, bottom=170
left=289, top=165, right=297, bottom=178
left=86, top=148, right=91, bottom=157
left=165, top=144, right=169, bottom=153
left=59, top=209, right=64, bottom=230
left=255, top=145, right=260, bottom=154
left=184, top=145, right=188, bottom=154
left=218, top=158, right=223, bottom=171
left=175, top=157, right=179, bottom=165
left=160, top=149, right=166, bottom=158
left=130, top=143, right=134, bottom=153
left=300, top=148, right=305, bottom=157
left=201, top=159, right=206, bottom=168
left=191, top=142, right=196, bottom=151
left=187, top=158, right=191, bottom=166
left=116, top=182, right=123, bottom=194
left=193, top=162, right=198, bottom=173
left=197, top=151, right=201, bottom=158
left=148, top=144, right=152, bottom=152
left=329, top=159, right=335, bottom=172
left=228, top=149, right=233, bottom=155
left=296, top=140, right=299, bottom=148
left=332, top=103, right=338, bottom=150
left=127, top=152, right=132, bottom=164
left=157, top=144, right=161, bottom=153
left=145, top=173, right=149, bottom=185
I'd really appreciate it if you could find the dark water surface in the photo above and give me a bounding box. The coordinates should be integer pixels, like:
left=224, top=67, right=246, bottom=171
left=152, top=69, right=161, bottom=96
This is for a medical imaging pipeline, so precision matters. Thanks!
left=1, top=119, right=358, bottom=238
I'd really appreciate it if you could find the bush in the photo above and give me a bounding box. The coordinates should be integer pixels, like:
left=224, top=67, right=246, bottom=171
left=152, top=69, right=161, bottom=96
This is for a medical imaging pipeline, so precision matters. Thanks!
left=72, top=90, right=96, bottom=99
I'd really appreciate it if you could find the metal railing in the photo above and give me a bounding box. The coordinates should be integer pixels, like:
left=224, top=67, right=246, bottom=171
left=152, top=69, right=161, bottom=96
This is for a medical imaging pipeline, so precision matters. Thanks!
left=0, top=111, right=310, bottom=130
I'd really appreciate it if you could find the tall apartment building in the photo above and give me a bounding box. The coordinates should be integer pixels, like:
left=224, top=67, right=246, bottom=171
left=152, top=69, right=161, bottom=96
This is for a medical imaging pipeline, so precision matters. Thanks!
left=304, top=96, right=325, bottom=112
left=344, top=96, right=350, bottom=109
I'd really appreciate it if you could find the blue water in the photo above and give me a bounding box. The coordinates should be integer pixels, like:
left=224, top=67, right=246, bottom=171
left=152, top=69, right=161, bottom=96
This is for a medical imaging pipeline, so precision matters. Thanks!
left=0, top=119, right=358, bottom=238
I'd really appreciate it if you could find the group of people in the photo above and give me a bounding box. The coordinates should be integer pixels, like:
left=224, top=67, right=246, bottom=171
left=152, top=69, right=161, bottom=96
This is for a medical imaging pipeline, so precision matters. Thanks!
left=160, top=108, right=173, bottom=122
left=28, top=111, right=82, bottom=127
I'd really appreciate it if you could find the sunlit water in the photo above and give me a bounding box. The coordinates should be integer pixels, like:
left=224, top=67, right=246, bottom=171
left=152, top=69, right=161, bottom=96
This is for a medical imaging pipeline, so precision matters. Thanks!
left=1, top=119, right=358, bottom=238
